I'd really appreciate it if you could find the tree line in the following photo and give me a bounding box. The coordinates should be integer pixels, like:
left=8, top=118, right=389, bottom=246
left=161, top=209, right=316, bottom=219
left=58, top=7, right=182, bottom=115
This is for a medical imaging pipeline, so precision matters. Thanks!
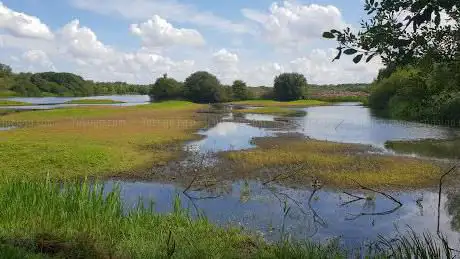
left=324, top=0, right=460, bottom=126
left=149, top=71, right=309, bottom=103
left=0, top=63, right=149, bottom=97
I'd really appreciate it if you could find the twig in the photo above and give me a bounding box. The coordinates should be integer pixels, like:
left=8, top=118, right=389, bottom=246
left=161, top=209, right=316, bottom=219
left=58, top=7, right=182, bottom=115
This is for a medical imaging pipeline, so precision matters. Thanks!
left=351, top=179, right=402, bottom=206
left=345, top=179, right=403, bottom=221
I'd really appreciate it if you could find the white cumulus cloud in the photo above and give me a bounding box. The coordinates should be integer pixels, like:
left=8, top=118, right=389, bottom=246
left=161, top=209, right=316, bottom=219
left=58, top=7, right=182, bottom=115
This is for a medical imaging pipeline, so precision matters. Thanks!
left=130, top=15, right=205, bottom=48
left=0, top=2, right=53, bottom=40
left=21, top=49, right=56, bottom=71
left=59, top=19, right=114, bottom=59
left=243, top=1, right=348, bottom=47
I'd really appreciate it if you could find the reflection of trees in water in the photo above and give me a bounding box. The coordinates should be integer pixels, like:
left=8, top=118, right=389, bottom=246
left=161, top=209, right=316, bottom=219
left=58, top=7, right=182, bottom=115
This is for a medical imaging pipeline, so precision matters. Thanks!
left=447, top=192, right=460, bottom=231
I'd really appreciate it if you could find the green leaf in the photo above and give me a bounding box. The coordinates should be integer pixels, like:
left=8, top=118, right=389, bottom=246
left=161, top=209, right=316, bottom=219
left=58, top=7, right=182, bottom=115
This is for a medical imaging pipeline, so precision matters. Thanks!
left=344, top=49, right=358, bottom=55
left=322, top=32, right=335, bottom=39
left=366, top=53, right=377, bottom=63
left=353, top=54, right=363, bottom=63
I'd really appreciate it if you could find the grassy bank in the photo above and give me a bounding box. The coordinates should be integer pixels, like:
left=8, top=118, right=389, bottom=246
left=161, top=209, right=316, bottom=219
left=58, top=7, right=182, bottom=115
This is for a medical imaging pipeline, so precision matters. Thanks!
left=223, top=136, right=443, bottom=189
left=64, top=99, right=125, bottom=105
left=235, top=107, right=307, bottom=117
left=0, top=100, right=31, bottom=106
left=0, top=180, right=264, bottom=258
left=232, top=99, right=328, bottom=107
left=386, top=138, right=460, bottom=160
left=0, top=101, right=205, bottom=181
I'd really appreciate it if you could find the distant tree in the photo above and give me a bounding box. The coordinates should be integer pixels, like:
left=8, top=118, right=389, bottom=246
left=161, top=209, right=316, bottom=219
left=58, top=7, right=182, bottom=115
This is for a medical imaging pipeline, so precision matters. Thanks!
left=273, top=73, right=308, bottom=101
left=183, top=71, right=223, bottom=103
left=0, top=63, right=12, bottom=77
left=149, top=76, right=183, bottom=101
left=231, top=80, right=251, bottom=101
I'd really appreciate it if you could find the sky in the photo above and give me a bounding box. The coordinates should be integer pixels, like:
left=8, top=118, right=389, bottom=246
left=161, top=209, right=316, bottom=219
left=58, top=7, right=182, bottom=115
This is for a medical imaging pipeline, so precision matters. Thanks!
left=0, top=0, right=384, bottom=86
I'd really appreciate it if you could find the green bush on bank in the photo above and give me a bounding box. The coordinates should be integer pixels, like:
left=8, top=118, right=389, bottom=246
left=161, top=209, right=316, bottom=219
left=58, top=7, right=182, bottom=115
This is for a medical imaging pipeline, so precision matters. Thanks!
left=368, top=61, right=460, bottom=125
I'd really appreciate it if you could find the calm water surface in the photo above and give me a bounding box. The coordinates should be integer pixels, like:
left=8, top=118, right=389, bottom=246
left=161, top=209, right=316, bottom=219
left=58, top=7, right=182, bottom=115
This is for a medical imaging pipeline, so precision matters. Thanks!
left=188, top=103, right=459, bottom=153
left=104, top=180, right=460, bottom=249
left=0, top=95, right=150, bottom=109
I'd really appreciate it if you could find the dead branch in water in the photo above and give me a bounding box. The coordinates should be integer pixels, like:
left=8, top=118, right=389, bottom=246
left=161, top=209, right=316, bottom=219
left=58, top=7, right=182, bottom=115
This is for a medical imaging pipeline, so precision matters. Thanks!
left=345, top=179, right=403, bottom=221
left=340, top=192, right=366, bottom=206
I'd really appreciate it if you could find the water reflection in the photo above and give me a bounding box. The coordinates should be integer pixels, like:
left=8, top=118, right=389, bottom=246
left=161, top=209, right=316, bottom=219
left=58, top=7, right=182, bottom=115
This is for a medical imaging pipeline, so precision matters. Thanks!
left=2, top=95, right=150, bottom=105
left=244, top=114, right=276, bottom=122
left=104, top=180, right=460, bottom=249
left=190, top=103, right=460, bottom=156
left=186, top=122, right=273, bottom=153
left=0, top=95, right=150, bottom=110
left=293, top=103, right=459, bottom=147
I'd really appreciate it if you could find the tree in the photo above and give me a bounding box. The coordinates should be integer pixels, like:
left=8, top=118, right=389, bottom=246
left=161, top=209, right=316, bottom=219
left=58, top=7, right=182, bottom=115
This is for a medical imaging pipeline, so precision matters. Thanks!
left=273, top=73, right=307, bottom=101
left=183, top=71, right=223, bottom=103
left=0, top=63, right=12, bottom=77
left=149, top=76, right=183, bottom=101
left=231, top=80, right=251, bottom=101
left=323, top=0, right=460, bottom=66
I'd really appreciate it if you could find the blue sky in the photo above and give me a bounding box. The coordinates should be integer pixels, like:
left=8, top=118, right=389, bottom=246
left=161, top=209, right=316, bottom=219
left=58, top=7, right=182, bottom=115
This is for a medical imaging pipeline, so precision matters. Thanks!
left=0, top=0, right=382, bottom=85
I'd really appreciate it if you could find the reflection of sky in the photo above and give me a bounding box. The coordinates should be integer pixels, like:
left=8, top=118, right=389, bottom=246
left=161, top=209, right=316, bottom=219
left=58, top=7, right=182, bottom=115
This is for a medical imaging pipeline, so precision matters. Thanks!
left=293, top=104, right=459, bottom=148
left=244, top=114, right=276, bottom=122
left=105, top=180, right=460, bottom=249
left=1, top=95, right=150, bottom=104
left=186, top=122, right=273, bottom=153
left=0, top=126, right=15, bottom=131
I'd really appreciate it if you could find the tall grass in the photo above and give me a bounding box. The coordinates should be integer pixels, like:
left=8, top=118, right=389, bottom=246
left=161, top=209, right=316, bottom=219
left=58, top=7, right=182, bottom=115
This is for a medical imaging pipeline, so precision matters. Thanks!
left=0, top=179, right=260, bottom=258
left=0, top=179, right=456, bottom=258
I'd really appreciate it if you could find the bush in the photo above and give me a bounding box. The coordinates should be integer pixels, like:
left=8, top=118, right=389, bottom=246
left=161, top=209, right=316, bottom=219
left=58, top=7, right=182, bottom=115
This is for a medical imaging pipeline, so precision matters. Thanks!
left=184, top=71, right=223, bottom=103
left=368, top=67, right=426, bottom=111
left=273, top=73, right=307, bottom=101
left=149, top=75, right=183, bottom=101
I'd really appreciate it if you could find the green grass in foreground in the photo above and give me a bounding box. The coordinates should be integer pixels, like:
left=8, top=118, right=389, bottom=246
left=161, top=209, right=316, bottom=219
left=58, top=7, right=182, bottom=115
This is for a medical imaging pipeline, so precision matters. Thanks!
left=0, top=180, right=454, bottom=258
left=0, top=100, right=31, bottom=106
left=232, top=99, right=328, bottom=107
left=235, top=107, right=307, bottom=117
left=64, top=99, right=125, bottom=104
left=386, top=138, right=460, bottom=159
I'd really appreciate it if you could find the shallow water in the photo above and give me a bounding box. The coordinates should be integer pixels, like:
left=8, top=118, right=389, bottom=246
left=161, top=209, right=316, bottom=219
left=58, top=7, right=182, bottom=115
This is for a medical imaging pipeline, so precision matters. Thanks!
left=0, top=95, right=150, bottom=109
left=2, top=95, right=150, bottom=104
left=294, top=103, right=459, bottom=148
left=0, top=126, right=14, bottom=131
left=186, top=122, right=274, bottom=153
left=188, top=103, right=459, bottom=154
left=104, top=180, right=460, bottom=249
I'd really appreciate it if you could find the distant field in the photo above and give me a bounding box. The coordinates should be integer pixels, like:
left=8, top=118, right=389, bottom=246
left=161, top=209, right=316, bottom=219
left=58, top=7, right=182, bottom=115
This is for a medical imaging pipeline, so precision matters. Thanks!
left=232, top=99, right=328, bottom=107
left=309, top=90, right=369, bottom=103
left=65, top=99, right=125, bottom=104
left=235, top=107, right=306, bottom=116
left=0, top=100, right=31, bottom=106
